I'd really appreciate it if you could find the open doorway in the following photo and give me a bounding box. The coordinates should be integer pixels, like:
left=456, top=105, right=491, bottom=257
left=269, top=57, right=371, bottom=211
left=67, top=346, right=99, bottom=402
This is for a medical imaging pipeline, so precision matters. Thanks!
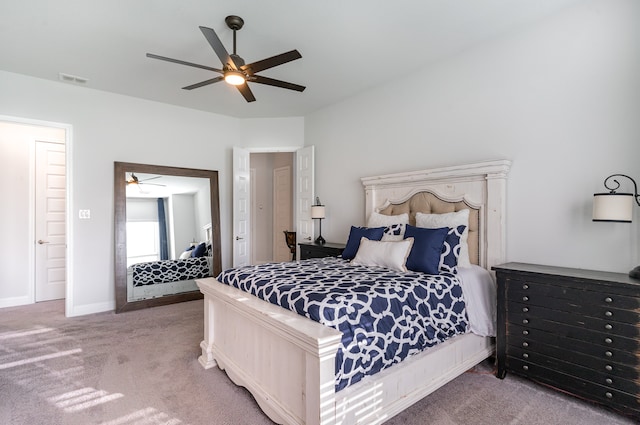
left=0, top=118, right=70, bottom=309
left=233, top=146, right=314, bottom=267
left=250, top=152, right=294, bottom=264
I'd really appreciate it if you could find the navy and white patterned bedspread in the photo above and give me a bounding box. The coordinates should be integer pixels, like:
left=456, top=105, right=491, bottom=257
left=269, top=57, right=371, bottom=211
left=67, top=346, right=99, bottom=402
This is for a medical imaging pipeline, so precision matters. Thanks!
left=131, top=257, right=210, bottom=286
left=218, top=257, right=468, bottom=391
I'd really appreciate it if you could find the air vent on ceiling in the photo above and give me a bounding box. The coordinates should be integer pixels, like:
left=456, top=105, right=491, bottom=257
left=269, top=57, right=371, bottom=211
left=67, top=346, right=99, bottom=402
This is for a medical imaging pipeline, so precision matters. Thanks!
left=59, top=72, right=89, bottom=85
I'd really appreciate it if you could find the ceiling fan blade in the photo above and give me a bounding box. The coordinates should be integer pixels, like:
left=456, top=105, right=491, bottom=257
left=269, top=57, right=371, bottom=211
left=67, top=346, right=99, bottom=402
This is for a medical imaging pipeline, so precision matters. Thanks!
left=251, top=75, right=306, bottom=92
left=182, top=76, right=224, bottom=90
left=146, top=53, right=223, bottom=73
left=241, top=50, right=302, bottom=74
left=199, top=26, right=238, bottom=69
left=236, top=83, right=256, bottom=102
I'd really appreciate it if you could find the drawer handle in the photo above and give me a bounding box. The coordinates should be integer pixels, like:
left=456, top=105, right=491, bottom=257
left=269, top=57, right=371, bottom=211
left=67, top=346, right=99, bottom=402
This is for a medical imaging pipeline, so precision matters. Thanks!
left=522, top=365, right=529, bottom=371
left=523, top=353, right=529, bottom=359
left=522, top=296, right=529, bottom=302
left=605, top=324, right=613, bottom=330
left=606, top=378, right=613, bottom=385
left=605, top=351, right=613, bottom=357
left=523, top=330, right=529, bottom=335
left=522, top=307, right=529, bottom=313
left=604, top=338, right=613, bottom=344
left=605, top=311, right=613, bottom=317
left=522, top=342, right=529, bottom=347
left=605, top=392, right=613, bottom=399
left=522, top=284, right=529, bottom=290
left=523, top=319, right=529, bottom=324
left=605, top=297, right=613, bottom=303
left=605, top=364, right=613, bottom=372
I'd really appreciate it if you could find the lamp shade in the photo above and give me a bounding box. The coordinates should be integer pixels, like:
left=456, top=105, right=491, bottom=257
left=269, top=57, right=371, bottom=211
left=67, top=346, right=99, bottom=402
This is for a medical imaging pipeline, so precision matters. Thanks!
left=593, top=193, right=633, bottom=222
left=310, top=205, right=326, bottom=219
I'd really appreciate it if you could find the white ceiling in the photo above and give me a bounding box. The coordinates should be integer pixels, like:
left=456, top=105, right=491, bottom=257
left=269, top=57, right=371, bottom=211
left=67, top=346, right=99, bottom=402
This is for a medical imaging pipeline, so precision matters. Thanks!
left=0, top=0, right=585, bottom=119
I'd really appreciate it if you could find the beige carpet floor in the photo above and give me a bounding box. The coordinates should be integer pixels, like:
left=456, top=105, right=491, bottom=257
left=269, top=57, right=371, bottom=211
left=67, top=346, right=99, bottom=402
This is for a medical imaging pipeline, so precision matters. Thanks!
left=0, top=299, right=635, bottom=425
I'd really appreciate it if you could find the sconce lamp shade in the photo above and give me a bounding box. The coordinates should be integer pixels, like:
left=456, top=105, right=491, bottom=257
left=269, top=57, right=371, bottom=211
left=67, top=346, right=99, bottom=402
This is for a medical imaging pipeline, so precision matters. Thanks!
left=311, top=205, right=326, bottom=219
left=593, top=193, right=634, bottom=222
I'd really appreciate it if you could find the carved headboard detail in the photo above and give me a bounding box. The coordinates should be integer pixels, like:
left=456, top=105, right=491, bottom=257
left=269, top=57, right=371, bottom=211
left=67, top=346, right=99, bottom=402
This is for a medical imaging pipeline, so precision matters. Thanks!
left=361, top=160, right=511, bottom=270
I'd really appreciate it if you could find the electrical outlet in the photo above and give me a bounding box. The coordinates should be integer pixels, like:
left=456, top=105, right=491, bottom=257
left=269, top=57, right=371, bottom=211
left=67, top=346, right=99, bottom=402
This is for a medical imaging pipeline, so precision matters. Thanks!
left=79, top=209, right=91, bottom=219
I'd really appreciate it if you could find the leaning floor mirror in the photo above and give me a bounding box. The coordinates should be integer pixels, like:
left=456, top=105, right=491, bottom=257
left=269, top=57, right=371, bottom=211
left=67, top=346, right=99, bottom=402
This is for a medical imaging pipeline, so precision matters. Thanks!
left=114, top=162, right=221, bottom=313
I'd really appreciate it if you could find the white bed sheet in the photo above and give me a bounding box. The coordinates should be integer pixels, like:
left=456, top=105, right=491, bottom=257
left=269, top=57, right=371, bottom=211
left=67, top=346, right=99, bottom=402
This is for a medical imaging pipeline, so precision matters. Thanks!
left=457, top=265, right=497, bottom=337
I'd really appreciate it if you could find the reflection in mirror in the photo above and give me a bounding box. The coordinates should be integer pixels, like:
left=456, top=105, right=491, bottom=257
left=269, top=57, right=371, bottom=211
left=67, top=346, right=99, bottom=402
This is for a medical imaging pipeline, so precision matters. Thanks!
left=114, top=162, right=221, bottom=313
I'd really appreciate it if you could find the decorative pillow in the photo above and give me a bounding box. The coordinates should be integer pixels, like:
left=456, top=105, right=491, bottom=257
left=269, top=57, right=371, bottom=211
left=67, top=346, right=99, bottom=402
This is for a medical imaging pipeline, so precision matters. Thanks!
left=342, top=226, right=385, bottom=260
left=179, top=250, right=192, bottom=260
left=440, top=225, right=467, bottom=274
left=416, top=210, right=471, bottom=268
left=351, top=237, right=414, bottom=272
left=403, top=225, right=449, bottom=275
left=367, top=211, right=409, bottom=241
left=191, top=242, right=207, bottom=258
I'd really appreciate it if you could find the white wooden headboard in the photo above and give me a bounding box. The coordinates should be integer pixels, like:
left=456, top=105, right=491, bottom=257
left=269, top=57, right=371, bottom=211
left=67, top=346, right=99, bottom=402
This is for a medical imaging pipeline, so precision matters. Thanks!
left=361, top=160, right=511, bottom=270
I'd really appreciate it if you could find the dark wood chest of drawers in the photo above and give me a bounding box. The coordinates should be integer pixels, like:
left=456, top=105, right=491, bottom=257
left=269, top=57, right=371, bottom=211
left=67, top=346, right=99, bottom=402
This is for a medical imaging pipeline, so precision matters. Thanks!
left=298, top=242, right=345, bottom=260
left=494, top=263, right=640, bottom=420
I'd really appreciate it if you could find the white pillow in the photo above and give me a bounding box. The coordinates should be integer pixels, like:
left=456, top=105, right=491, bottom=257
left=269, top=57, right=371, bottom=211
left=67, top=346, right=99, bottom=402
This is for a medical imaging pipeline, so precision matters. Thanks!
left=179, top=250, right=192, bottom=260
left=367, top=211, right=409, bottom=241
left=416, top=210, right=471, bottom=268
left=351, top=237, right=414, bottom=272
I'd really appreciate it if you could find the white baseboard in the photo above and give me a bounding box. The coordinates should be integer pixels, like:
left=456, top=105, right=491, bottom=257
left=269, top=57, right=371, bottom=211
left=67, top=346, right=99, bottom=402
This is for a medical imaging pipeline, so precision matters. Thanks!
left=66, top=300, right=114, bottom=317
left=0, top=296, right=32, bottom=309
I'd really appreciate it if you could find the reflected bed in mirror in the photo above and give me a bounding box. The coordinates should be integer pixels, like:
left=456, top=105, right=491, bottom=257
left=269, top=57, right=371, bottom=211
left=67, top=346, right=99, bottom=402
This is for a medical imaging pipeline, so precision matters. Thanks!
left=114, top=162, right=221, bottom=313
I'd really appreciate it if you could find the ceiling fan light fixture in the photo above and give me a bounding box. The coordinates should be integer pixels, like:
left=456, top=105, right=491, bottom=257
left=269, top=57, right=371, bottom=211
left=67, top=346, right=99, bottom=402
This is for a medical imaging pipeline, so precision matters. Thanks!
left=224, top=70, right=245, bottom=85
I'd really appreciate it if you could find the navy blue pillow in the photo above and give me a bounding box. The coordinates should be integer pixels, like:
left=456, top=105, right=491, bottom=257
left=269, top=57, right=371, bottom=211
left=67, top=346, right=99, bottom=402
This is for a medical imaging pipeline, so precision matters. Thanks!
left=440, top=225, right=466, bottom=274
left=403, top=225, right=448, bottom=274
left=191, top=242, right=207, bottom=258
left=342, top=226, right=385, bottom=260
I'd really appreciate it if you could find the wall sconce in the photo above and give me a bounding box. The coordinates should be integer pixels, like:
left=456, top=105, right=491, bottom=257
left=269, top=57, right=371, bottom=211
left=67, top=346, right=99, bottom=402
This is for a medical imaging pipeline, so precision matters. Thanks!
left=310, top=197, right=326, bottom=245
left=593, top=174, right=640, bottom=278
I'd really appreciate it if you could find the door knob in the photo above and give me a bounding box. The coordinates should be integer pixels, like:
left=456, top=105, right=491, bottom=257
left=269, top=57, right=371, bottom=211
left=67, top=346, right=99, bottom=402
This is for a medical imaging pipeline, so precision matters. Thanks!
left=37, top=240, right=49, bottom=244
left=235, top=236, right=244, bottom=241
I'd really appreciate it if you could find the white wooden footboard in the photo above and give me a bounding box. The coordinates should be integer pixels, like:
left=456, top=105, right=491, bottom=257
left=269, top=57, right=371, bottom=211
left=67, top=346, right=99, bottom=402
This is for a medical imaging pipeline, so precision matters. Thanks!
left=197, top=277, right=493, bottom=425
left=197, top=277, right=343, bottom=425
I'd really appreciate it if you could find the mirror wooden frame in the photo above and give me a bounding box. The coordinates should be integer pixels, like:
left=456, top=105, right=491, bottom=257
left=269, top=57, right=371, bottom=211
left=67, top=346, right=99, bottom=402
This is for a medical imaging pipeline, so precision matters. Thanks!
left=114, top=161, right=222, bottom=313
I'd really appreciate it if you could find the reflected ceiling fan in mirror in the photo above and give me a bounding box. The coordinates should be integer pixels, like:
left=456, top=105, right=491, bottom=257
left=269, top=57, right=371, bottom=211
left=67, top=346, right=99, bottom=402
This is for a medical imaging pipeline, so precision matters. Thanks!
left=146, top=15, right=305, bottom=103
left=126, top=173, right=165, bottom=187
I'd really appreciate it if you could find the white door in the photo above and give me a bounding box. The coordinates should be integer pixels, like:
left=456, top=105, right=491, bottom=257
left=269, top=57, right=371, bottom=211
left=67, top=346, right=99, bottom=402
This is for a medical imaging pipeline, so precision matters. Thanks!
left=295, top=146, right=315, bottom=246
left=273, top=166, right=292, bottom=262
left=35, top=141, right=66, bottom=301
left=233, top=147, right=251, bottom=267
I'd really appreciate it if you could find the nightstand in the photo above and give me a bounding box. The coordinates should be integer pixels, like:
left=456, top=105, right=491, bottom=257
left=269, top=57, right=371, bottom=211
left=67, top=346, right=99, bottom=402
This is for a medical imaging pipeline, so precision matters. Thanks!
left=493, top=262, right=640, bottom=422
left=298, top=242, right=345, bottom=260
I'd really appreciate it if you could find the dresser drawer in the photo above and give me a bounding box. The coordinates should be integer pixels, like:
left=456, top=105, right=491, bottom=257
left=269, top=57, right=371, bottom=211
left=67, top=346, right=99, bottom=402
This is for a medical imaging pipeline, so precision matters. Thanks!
left=507, top=288, right=640, bottom=324
left=507, top=278, right=640, bottom=310
left=507, top=324, right=640, bottom=367
left=507, top=345, right=639, bottom=395
left=508, top=333, right=639, bottom=378
left=506, top=300, right=640, bottom=339
left=507, top=357, right=640, bottom=416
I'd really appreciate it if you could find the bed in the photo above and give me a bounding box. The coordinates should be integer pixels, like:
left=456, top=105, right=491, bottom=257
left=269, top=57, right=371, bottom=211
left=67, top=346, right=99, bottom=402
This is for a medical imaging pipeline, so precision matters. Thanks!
left=196, top=160, right=510, bottom=425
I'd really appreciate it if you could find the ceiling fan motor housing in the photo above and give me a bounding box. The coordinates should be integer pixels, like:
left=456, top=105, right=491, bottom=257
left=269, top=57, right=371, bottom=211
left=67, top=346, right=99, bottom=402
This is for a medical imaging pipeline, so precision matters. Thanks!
left=225, top=15, right=245, bottom=31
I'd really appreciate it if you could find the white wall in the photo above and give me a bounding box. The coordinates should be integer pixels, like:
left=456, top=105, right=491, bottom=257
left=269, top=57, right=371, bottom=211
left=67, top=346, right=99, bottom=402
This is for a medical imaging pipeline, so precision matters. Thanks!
left=306, top=0, right=640, bottom=274
left=0, top=70, right=303, bottom=316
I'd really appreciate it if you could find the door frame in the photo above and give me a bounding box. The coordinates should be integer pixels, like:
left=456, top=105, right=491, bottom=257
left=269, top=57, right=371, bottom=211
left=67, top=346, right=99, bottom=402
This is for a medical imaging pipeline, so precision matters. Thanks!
left=0, top=115, right=73, bottom=315
left=233, top=146, right=308, bottom=266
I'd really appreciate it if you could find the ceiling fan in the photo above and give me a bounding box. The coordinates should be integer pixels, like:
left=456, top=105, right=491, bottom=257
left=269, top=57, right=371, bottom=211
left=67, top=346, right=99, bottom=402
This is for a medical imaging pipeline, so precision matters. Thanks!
left=146, top=15, right=305, bottom=103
